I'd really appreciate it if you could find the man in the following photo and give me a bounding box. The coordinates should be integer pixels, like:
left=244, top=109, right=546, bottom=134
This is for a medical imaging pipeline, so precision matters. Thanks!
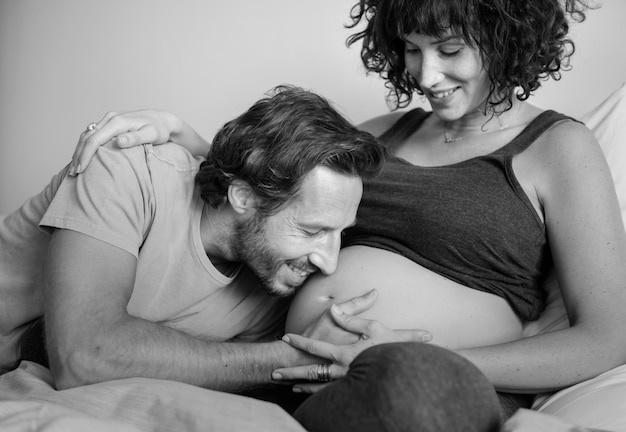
left=0, top=85, right=385, bottom=392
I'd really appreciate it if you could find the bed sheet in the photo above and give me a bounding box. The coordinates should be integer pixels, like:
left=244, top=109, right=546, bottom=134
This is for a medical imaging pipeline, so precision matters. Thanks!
left=0, top=361, right=306, bottom=432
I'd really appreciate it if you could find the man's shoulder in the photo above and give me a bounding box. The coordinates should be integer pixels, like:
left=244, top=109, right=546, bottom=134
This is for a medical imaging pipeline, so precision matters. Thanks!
left=90, top=142, right=201, bottom=172
left=145, top=143, right=204, bottom=173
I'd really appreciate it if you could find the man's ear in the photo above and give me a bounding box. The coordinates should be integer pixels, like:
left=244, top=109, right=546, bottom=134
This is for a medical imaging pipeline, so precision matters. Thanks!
left=227, top=179, right=258, bottom=215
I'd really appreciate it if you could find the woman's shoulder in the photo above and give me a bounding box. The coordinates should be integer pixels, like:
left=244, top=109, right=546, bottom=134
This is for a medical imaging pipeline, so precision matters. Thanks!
left=515, top=104, right=595, bottom=155
left=531, top=111, right=597, bottom=156
left=522, top=110, right=606, bottom=194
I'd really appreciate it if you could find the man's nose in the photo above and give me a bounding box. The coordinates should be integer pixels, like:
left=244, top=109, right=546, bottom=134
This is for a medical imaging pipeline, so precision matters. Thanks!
left=308, top=233, right=341, bottom=276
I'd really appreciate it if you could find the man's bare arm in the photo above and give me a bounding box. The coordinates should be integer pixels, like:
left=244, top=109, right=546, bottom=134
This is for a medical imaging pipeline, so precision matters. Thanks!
left=44, top=229, right=313, bottom=391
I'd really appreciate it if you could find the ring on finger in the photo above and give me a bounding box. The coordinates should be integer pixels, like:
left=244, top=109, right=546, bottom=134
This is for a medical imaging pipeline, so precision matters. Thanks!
left=86, top=122, right=97, bottom=132
left=316, top=363, right=331, bottom=382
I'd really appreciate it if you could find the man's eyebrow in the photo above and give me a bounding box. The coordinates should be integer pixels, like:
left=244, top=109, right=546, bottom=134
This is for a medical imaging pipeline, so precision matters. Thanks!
left=301, top=218, right=357, bottom=231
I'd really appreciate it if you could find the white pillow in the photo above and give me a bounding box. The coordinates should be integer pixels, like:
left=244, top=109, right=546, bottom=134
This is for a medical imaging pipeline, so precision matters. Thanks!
left=522, top=82, right=626, bottom=338
left=525, top=83, right=626, bottom=430
left=534, top=364, right=626, bottom=431
left=582, top=81, right=626, bottom=228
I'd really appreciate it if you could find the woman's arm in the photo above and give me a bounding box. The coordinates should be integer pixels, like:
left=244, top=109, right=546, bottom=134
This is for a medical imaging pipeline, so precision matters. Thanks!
left=455, top=121, right=626, bottom=393
left=70, top=109, right=403, bottom=176
left=69, top=110, right=210, bottom=175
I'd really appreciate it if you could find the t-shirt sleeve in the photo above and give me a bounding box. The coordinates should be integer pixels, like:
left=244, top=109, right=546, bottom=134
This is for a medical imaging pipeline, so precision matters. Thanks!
left=40, top=144, right=155, bottom=258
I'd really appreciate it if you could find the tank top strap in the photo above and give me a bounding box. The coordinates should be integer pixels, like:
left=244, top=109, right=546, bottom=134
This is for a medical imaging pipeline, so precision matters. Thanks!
left=378, top=108, right=430, bottom=148
left=378, top=108, right=578, bottom=157
left=493, top=110, right=578, bottom=157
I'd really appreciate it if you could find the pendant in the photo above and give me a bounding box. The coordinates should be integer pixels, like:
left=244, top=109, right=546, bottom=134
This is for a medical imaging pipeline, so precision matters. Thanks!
left=443, top=130, right=463, bottom=143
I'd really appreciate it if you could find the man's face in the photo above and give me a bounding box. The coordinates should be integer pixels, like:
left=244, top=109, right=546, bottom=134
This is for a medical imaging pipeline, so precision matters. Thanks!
left=234, top=166, right=363, bottom=297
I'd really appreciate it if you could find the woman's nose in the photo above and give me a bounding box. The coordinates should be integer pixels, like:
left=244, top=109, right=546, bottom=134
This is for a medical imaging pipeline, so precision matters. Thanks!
left=417, top=58, right=445, bottom=89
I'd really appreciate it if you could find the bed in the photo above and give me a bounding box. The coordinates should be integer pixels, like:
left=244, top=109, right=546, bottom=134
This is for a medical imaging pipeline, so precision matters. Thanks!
left=1, top=83, right=625, bottom=432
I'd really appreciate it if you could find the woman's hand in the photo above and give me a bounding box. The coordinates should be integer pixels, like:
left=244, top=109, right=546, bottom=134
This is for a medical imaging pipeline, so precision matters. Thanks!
left=300, top=289, right=378, bottom=345
left=69, top=110, right=208, bottom=175
left=273, top=302, right=432, bottom=393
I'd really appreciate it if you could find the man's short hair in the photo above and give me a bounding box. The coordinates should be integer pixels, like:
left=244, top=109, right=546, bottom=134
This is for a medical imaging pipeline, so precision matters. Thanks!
left=196, top=85, right=386, bottom=215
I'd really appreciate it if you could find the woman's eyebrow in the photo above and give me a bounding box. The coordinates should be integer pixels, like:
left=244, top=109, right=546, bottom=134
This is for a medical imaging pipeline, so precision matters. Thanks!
left=401, top=35, right=462, bottom=44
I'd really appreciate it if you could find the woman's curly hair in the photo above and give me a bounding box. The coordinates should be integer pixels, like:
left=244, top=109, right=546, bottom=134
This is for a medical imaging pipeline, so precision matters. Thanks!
left=346, top=0, right=591, bottom=114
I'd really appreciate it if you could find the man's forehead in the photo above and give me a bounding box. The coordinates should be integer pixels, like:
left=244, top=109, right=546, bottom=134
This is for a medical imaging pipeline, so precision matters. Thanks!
left=286, top=167, right=362, bottom=223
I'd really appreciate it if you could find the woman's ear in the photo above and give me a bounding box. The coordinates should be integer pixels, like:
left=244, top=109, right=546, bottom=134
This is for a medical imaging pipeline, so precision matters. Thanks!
left=227, top=179, right=258, bottom=215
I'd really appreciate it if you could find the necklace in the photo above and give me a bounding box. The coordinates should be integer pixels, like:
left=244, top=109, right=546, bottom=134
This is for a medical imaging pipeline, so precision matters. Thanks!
left=443, top=114, right=510, bottom=144
left=443, top=128, right=464, bottom=143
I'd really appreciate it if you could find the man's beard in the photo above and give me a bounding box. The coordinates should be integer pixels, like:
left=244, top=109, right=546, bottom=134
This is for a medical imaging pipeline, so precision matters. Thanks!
left=233, top=213, right=299, bottom=297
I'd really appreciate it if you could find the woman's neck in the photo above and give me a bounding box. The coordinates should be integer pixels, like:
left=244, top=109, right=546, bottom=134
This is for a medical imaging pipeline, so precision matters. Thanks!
left=441, top=99, right=524, bottom=143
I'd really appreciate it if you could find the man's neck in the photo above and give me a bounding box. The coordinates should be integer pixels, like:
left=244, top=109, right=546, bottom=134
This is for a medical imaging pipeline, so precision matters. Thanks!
left=199, top=202, right=239, bottom=274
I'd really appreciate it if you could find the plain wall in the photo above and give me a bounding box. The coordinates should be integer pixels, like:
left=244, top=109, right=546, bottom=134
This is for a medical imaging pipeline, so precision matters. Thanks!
left=1, top=0, right=625, bottom=214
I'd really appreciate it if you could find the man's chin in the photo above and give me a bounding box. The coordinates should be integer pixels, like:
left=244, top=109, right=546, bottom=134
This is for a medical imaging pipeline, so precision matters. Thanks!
left=263, top=281, right=298, bottom=298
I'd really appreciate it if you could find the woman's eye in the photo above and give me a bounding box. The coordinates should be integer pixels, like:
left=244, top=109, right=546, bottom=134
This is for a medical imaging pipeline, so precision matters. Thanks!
left=441, top=48, right=461, bottom=57
left=440, top=43, right=464, bottom=56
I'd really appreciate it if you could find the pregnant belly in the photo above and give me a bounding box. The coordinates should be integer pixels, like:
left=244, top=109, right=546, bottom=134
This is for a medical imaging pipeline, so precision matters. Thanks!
left=286, top=246, right=523, bottom=349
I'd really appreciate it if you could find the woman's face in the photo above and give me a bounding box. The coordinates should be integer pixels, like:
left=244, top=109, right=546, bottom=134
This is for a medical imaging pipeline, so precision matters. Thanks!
left=403, top=31, right=491, bottom=122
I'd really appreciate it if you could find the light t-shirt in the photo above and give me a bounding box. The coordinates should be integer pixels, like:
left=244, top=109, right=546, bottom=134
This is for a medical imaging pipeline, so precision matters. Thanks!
left=0, top=143, right=287, bottom=371
left=0, top=168, right=67, bottom=371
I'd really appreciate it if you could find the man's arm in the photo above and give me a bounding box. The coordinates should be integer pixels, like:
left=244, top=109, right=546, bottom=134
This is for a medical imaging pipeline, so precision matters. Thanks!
left=44, top=229, right=312, bottom=391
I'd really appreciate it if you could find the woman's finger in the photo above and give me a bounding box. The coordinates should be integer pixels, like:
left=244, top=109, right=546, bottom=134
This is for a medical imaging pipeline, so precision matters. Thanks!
left=394, top=329, right=433, bottom=343
left=70, top=112, right=119, bottom=168
left=70, top=117, right=156, bottom=175
left=272, top=364, right=333, bottom=382
left=273, top=360, right=346, bottom=384
left=329, top=304, right=378, bottom=336
left=70, top=114, right=125, bottom=175
left=330, top=305, right=433, bottom=342
left=281, top=334, right=336, bottom=359
left=114, top=125, right=159, bottom=148
left=334, top=289, right=378, bottom=316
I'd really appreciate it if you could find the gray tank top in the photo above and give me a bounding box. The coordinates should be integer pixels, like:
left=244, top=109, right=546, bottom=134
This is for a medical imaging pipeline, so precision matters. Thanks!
left=344, top=108, right=575, bottom=320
